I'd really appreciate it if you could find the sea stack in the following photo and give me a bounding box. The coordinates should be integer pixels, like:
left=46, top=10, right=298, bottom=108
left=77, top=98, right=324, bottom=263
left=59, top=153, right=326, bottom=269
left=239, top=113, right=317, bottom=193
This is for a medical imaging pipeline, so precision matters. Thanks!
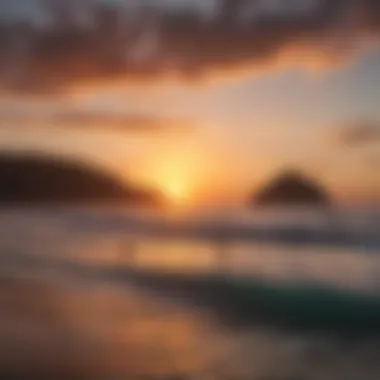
left=251, top=170, right=330, bottom=207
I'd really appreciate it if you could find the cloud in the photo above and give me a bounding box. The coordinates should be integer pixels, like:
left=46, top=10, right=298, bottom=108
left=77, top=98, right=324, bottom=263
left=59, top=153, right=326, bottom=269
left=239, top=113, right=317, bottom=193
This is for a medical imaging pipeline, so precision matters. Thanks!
left=333, top=121, right=380, bottom=147
left=0, top=0, right=379, bottom=93
left=0, top=105, right=189, bottom=132
left=366, top=153, right=380, bottom=168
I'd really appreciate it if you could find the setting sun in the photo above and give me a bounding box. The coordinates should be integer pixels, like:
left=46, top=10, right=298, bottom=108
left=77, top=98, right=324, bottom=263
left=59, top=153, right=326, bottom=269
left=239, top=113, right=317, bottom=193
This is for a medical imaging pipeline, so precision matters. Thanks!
left=133, top=142, right=209, bottom=207
left=162, top=178, right=189, bottom=204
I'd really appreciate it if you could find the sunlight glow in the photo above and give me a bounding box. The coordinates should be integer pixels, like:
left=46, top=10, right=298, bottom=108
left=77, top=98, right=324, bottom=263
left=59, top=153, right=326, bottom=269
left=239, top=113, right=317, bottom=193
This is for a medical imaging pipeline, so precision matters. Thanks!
left=132, top=138, right=225, bottom=207
left=161, top=177, right=190, bottom=205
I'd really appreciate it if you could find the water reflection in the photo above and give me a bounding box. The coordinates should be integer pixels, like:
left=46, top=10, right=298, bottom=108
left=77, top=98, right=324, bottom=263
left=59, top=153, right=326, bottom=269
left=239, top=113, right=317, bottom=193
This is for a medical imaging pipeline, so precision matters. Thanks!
left=0, top=274, right=222, bottom=379
left=0, top=210, right=380, bottom=379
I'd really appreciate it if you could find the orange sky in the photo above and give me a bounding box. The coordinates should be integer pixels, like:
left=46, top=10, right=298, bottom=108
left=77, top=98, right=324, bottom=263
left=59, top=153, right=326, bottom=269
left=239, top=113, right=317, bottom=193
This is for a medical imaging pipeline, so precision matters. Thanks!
left=0, top=1, right=380, bottom=206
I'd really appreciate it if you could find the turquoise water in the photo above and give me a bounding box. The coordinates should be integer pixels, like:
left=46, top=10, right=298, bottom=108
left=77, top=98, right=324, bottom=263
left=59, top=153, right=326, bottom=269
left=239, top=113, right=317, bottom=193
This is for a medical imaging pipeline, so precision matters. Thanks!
left=0, top=207, right=380, bottom=379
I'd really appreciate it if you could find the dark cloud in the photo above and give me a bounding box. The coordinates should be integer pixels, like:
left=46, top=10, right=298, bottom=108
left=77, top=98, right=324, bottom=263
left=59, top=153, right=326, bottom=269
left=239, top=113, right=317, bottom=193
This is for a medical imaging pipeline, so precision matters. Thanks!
left=0, top=0, right=379, bottom=93
left=334, top=121, right=380, bottom=147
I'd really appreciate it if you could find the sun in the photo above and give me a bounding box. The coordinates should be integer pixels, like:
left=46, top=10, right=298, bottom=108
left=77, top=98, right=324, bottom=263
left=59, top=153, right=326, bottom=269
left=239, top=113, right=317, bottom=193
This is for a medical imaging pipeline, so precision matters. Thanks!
left=136, top=145, right=204, bottom=207
left=162, top=178, right=189, bottom=204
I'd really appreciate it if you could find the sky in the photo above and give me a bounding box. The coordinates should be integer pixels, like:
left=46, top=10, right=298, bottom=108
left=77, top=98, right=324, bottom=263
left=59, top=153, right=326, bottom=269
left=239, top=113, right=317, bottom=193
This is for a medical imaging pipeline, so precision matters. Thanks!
left=0, top=0, right=379, bottom=206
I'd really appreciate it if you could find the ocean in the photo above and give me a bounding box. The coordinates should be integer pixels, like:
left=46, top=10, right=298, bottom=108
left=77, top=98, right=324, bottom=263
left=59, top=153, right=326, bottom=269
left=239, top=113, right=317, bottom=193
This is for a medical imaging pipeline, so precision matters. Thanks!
left=0, top=206, right=380, bottom=379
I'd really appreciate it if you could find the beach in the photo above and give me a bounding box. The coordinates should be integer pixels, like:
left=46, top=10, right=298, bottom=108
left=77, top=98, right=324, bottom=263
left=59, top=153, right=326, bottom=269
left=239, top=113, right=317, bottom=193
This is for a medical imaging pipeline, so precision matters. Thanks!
left=0, top=207, right=379, bottom=379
